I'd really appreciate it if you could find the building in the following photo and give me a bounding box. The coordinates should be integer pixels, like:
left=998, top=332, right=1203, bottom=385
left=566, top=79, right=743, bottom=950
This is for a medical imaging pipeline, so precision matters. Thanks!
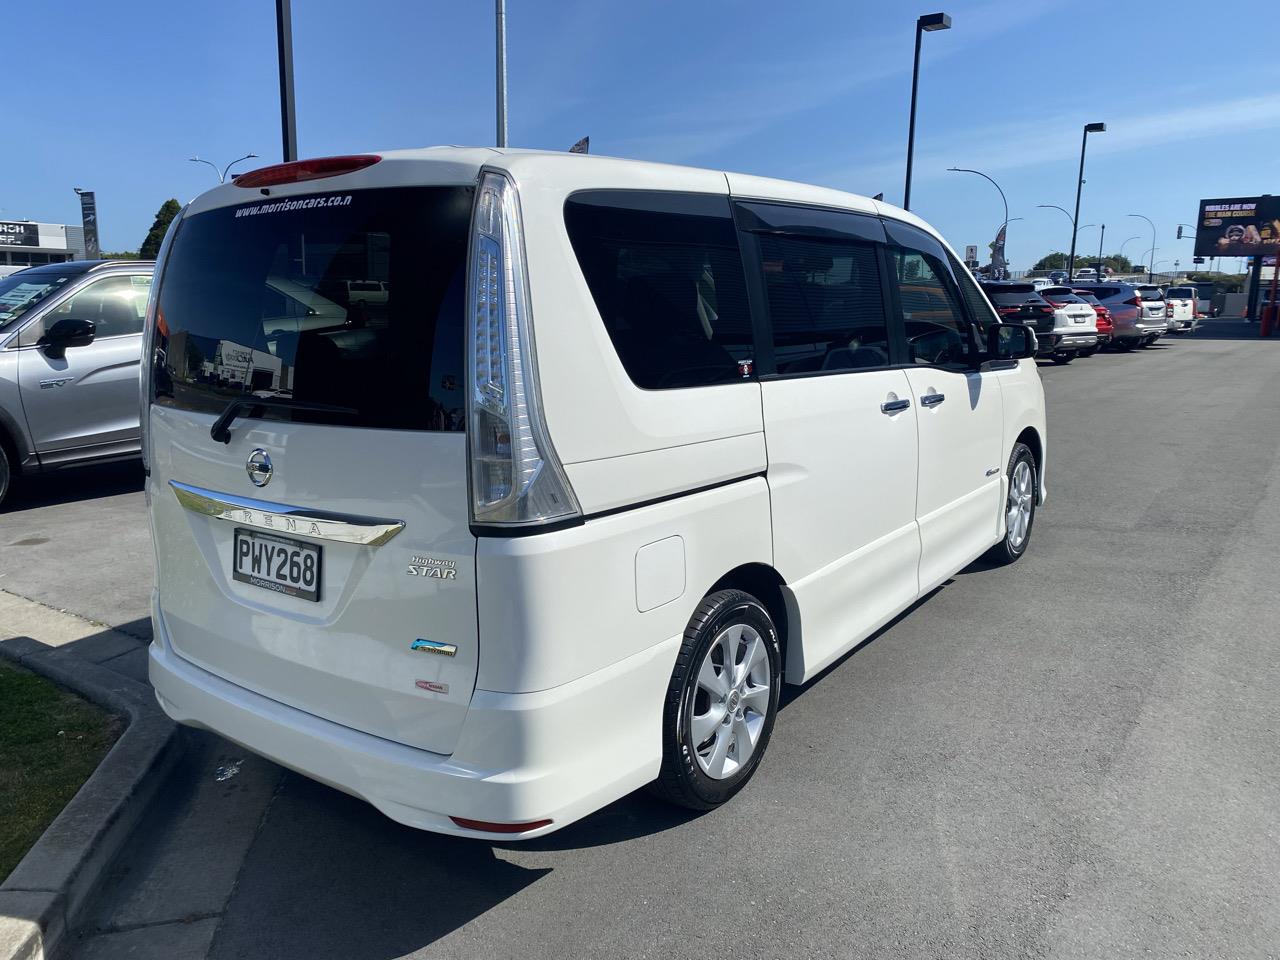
left=0, top=221, right=87, bottom=271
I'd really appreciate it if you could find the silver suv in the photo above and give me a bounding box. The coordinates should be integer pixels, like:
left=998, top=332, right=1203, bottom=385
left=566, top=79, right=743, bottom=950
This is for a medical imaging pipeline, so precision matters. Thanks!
left=1073, top=282, right=1169, bottom=349
left=0, top=260, right=154, bottom=506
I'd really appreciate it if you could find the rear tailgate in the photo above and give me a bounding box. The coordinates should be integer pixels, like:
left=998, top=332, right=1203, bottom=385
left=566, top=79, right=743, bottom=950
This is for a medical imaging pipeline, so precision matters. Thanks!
left=147, top=177, right=480, bottom=756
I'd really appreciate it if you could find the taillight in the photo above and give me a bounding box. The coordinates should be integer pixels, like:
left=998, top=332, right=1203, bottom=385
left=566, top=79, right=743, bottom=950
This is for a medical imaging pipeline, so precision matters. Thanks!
left=1126, top=295, right=1142, bottom=307
left=139, top=205, right=187, bottom=473
left=232, top=154, right=381, bottom=188
left=466, top=171, right=580, bottom=527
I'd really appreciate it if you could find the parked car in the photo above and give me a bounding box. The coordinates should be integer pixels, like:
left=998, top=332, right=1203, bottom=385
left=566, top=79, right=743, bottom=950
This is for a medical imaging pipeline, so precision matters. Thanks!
left=0, top=260, right=155, bottom=506
left=1072, top=290, right=1114, bottom=354
left=1030, top=277, right=1053, bottom=290
left=1073, top=267, right=1097, bottom=281
left=979, top=281, right=1057, bottom=353
left=142, top=148, right=1047, bottom=839
left=1163, top=286, right=1199, bottom=334
left=1047, top=270, right=1068, bottom=284
left=1072, top=282, right=1169, bottom=349
left=1037, top=285, right=1100, bottom=363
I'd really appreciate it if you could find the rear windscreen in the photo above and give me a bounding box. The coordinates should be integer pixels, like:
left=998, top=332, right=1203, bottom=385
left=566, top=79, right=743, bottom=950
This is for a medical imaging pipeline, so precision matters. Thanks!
left=1166, top=287, right=1195, bottom=298
left=152, top=186, right=472, bottom=432
left=1137, top=287, right=1165, bottom=301
left=982, top=287, right=1046, bottom=306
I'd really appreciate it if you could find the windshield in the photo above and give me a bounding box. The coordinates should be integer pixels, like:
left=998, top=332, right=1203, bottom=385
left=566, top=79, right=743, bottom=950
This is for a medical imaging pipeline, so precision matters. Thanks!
left=1137, top=287, right=1165, bottom=301
left=0, top=267, right=88, bottom=330
left=152, top=186, right=473, bottom=432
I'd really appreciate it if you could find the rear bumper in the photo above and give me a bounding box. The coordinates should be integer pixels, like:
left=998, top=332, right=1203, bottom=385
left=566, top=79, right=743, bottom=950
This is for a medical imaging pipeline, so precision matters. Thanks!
left=1045, top=332, right=1098, bottom=352
left=150, top=610, right=680, bottom=840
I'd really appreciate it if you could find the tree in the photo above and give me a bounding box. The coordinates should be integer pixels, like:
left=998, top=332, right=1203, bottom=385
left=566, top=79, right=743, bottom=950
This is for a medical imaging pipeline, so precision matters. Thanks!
left=1033, top=251, right=1135, bottom=274
left=140, top=199, right=181, bottom=259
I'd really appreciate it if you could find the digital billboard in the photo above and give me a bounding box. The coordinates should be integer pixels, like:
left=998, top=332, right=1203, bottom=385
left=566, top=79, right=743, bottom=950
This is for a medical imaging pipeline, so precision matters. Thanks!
left=0, top=222, right=39, bottom=247
left=1195, top=196, right=1280, bottom=258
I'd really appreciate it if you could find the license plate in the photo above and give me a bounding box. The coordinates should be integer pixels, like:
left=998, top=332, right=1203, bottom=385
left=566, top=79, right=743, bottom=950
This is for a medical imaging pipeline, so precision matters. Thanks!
left=232, top=528, right=321, bottom=602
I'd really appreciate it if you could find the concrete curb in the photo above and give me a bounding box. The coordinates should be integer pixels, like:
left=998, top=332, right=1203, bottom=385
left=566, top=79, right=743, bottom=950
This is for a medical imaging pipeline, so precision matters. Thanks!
left=0, top=606, right=180, bottom=960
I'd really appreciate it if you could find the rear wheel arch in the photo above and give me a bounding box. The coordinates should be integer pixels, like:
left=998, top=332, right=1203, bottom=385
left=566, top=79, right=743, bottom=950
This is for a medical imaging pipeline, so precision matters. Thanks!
left=1014, top=426, right=1043, bottom=502
left=706, top=563, right=795, bottom=682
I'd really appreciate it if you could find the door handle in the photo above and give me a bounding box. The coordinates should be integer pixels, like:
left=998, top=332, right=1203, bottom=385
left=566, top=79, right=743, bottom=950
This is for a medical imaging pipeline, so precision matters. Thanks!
left=920, top=392, right=946, bottom=407
left=880, top=397, right=911, bottom=414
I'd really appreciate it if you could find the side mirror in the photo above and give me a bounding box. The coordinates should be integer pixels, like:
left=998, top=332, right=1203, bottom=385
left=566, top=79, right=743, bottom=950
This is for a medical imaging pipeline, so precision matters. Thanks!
left=990, top=323, right=1037, bottom=362
left=39, top=317, right=96, bottom=360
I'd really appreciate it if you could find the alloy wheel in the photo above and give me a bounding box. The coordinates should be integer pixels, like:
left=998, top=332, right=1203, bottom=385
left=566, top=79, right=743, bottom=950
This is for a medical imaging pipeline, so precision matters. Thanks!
left=690, top=622, right=772, bottom=780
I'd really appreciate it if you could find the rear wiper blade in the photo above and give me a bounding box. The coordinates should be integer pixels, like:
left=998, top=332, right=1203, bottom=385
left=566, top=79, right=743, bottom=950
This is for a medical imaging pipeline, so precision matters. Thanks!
left=210, top=396, right=358, bottom=444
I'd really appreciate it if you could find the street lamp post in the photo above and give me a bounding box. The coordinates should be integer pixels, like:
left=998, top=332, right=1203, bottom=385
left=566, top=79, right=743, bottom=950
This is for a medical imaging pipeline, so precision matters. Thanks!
left=1067, top=121, right=1106, bottom=281
left=949, top=167, right=1008, bottom=276
left=275, top=0, right=298, bottom=162
left=188, top=153, right=259, bottom=183
left=1036, top=204, right=1076, bottom=271
left=903, top=12, right=951, bottom=211
left=1119, top=235, right=1141, bottom=271
left=495, top=0, right=508, bottom=147
left=1129, top=213, right=1157, bottom=282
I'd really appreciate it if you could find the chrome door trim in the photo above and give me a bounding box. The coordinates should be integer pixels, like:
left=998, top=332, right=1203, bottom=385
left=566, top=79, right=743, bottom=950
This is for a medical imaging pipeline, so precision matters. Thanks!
left=169, top=480, right=405, bottom=546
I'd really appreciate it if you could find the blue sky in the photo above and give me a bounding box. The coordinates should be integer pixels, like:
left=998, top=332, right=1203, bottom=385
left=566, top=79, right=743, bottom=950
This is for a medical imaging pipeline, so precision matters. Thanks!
left=7, top=0, right=1279, bottom=273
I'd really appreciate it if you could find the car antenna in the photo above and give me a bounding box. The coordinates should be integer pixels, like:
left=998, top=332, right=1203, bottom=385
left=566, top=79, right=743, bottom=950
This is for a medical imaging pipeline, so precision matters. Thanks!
left=569, top=136, right=589, bottom=154
left=873, top=192, right=884, bottom=201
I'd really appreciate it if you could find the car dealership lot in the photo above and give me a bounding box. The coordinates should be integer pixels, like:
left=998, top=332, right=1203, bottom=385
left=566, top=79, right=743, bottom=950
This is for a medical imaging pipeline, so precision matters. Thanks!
left=4, top=328, right=1279, bottom=959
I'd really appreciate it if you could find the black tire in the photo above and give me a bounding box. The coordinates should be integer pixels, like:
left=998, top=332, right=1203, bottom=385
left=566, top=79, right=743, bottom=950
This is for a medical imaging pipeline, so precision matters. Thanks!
left=983, top=442, right=1037, bottom=566
left=650, top=590, right=782, bottom=811
left=0, top=443, right=11, bottom=510
left=1051, top=352, right=1074, bottom=364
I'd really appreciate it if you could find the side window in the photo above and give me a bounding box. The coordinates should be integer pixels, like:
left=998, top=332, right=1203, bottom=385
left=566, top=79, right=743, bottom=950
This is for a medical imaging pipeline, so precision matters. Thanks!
left=890, top=248, right=973, bottom=366
left=46, top=275, right=151, bottom=339
left=949, top=254, right=999, bottom=348
left=756, top=233, right=890, bottom=374
left=564, top=191, right=753, bottom=390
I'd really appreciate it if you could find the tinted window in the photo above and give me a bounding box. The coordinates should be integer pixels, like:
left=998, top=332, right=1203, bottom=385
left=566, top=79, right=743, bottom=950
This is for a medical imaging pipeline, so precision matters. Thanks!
left=1077, top=285, right=1125, bottom=301
left=1136, top=287, right=1165, bottom=301
left=564, top=191, right=752, bottom=389
left=153, top=187, right=471, bottom=432
left=756, top=231, right=889, bottom=374
left=1166, top=287, right=1196, bottom=298
left=890, top=249, right=972, bottom=365
left=982, top=286, right=1047, bottom=307
left=1039, top=286, right=1088, bottom=302
left=949, top=255, right=999, bottom=343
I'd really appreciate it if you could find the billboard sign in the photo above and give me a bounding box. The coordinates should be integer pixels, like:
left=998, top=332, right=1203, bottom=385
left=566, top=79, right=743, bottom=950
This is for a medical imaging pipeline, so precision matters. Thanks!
left=78, top=191, right=100, bottom=260
left=1195, top=196, right=1280, bottom=258
left=0, top=222, right=40, bottom=247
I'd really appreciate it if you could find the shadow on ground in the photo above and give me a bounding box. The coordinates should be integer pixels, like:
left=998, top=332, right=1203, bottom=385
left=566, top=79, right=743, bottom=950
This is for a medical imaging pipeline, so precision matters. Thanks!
left=4, top=461, right=144, bottom=514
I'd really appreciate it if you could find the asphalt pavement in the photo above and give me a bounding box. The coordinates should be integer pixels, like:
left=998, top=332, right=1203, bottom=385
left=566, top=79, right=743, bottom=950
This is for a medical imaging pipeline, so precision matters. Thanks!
left=3, top=323, right=1278, bottom=959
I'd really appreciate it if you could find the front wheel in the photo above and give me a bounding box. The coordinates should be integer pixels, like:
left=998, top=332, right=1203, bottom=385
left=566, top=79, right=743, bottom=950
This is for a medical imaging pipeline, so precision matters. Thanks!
left=650, top=590, right=782, bottom=811
left=984, top=442, right=1037, bottom=566
left=0, top=444, right=11, bottom=508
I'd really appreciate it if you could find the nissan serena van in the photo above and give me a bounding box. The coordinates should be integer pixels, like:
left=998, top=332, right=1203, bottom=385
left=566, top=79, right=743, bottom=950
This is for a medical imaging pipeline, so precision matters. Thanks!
left=143, top=148, right=1047, bottom=838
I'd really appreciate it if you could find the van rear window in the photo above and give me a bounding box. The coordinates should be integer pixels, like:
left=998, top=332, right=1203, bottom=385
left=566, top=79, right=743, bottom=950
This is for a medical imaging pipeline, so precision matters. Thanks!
left=564, top=191, right=753, bottom=389
left=152, top=186, right=472, bottom=431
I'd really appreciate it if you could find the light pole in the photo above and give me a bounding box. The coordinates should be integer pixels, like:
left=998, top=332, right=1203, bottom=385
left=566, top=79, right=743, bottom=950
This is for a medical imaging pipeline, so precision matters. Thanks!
left=1119, top=235, right=1141, bottom=271
left=1036, top=204, right=1076, bottom=271
left=903, top=12, right=951, bottom=211
left=496, top=0, right=508, bottom=147
left=1068, top=121, right=1106, bottom=281
left=948, top=167, right=1008, bottom=277
left=1129, top=213, right=1157, bottom=282
left=188, top=153, right=259, bottom=183
left=275, top=0, right=298, bottom=162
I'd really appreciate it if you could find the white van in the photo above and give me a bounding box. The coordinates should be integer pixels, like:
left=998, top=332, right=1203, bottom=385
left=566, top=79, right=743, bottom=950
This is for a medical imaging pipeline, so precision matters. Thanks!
left=143, top=149, right=1047, bottom=838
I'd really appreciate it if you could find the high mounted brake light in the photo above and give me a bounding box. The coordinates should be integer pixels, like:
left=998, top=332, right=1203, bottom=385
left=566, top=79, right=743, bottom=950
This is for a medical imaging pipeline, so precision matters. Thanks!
left=232, top=155, right=381, bottom=188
